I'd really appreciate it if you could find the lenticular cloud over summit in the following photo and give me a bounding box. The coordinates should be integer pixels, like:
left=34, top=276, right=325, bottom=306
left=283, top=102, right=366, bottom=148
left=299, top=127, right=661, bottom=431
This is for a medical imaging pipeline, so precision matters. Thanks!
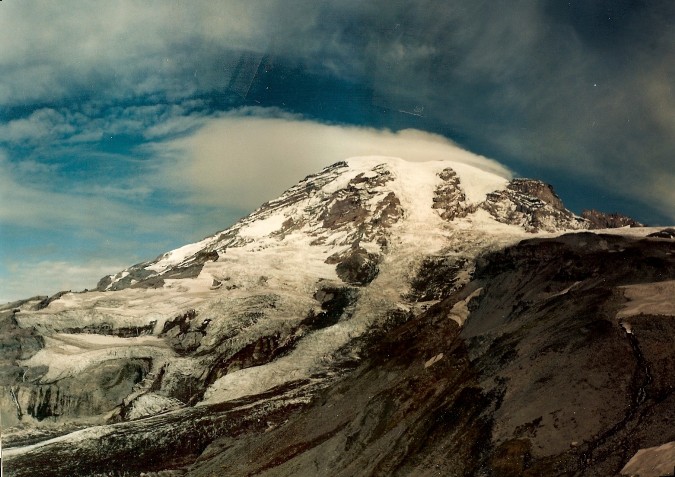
left=152, top=115, right=513, bottom=210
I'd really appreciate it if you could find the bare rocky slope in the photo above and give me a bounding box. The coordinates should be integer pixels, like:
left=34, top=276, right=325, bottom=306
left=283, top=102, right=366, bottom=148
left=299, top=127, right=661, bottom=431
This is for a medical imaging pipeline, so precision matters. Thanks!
left=1, top=157, right=673, bottom=477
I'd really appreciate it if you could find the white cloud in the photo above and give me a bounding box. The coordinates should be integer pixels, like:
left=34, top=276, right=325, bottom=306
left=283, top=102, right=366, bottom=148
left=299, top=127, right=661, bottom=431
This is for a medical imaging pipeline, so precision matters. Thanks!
left=150, top=115, right=513, bottom=210
left=0, top=259, right=127, bottom=304
left=0, top=109, right=75, bottom=144
left=0, top=1, right=275, bottom=106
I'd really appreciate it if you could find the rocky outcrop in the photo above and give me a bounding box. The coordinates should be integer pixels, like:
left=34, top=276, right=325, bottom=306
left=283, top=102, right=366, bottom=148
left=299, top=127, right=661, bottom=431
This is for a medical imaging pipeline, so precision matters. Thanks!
left=407, top=255, right=468, bottom=301
left=315, top=164, right=403, bottom=245
left=507, top=178, right=567, bottom=210
left=60, top=321, right=156, bottom=337
left=647, top=227, right=675, bottom=239
left=328, top=246, right=381, bottom=286
left=100, top=250, right=220, bottom=291
left=481, top=179, right=588, bottom=232
left=582, top=209, right=644, bottom=229
left=302, top=286, right=359, bottom=330
left=432, top=167, right=472, bottom=220
left=0, top=308, right=45, bottom=427
left=35, top=291, right=71, bottom=310
left=161, top=309, right=205, bottom=355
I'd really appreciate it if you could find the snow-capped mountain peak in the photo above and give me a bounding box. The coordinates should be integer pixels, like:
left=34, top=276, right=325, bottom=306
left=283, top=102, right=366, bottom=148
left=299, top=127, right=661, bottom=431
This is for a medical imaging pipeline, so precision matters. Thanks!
left=97, top=156, right=584, bottom=293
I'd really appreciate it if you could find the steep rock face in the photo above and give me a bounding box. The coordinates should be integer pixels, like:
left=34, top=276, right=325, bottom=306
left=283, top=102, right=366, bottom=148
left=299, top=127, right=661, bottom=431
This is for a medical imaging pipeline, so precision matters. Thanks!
left=0, top=306, right=45, bottom=427
left=481, top=179, right=589, bottom=232
left=329, top=246, right=381, bottom=285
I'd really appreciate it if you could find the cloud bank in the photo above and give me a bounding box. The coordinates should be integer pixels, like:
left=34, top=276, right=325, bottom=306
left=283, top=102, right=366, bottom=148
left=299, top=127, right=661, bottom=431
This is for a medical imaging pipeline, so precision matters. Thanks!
left=152, top=116, right=512, bottom=210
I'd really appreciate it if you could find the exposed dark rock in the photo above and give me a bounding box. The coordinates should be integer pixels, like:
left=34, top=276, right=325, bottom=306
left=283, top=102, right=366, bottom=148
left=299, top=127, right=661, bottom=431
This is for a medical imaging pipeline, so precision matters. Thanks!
left=372, top=191, right=403, bottom=229
left=36, top=291, right=70, bottom=310
left=331, top=247, right=381, bottom=285
left=321, top=195, right=369, bottom=230
left=0, top=310, right=44, bottom=377
left=582, top=209, right=644, bottom=229
left=95, top=274, right=112, bottom=291
left=194, top=250, right=219, bottom=263
left=102, top=265, right=154, bottom=291
left=161, top=309, right=206, bottom=355
left=0, top=309, right=45, bottom=426
left=408, top=255, right=468, bottom=301
left=310, top=163, right=403, bottom=246
left=481, top=179, right=588, bottom=232
left=130, top=275, right=165, bottom=289
left=647, top=227, right=675, bottom=239
left=98, top=244, right=220, bottom=292
left=302, top=286, right=359, bottom=330
left=507, top=178, right=566, bottom=211
left=202, top=331, right=300, bottom=395
left=161, top=309, right=198, bottom=335
left=60, top=321, right=156, bottom=338
left=462, top=232, right=675, bottom=475
left=626, top=314, right=675, bottom=401
left=258, top=161, right=350, bottom=219
left=1, top=298, right=36, bottom=313
left=432, top=167, right=472, bottom=220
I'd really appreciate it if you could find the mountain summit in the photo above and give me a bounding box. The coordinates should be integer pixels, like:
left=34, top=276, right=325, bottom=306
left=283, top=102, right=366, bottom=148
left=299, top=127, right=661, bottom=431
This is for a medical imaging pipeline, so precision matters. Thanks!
left=2, top=157, right=673, bottom=477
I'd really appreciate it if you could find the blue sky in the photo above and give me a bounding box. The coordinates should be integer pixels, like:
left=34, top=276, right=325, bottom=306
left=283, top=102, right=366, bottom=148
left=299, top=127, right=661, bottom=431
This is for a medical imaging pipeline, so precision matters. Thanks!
left=1, top=0, right=674, bottom=302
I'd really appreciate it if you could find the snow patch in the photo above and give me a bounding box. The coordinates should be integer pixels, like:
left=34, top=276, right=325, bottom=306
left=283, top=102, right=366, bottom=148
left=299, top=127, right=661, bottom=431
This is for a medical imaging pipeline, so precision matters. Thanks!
left=448, top=288, right=483, bottom=326
left=239, top=211, right=287, bottom=238
left=424, top=353, right=444, bottom=368
left=146, top=236, right=214, bottom=273
left=617, top=280, right=675, bottom=318
left=621, top=441, right=675, bottom=477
